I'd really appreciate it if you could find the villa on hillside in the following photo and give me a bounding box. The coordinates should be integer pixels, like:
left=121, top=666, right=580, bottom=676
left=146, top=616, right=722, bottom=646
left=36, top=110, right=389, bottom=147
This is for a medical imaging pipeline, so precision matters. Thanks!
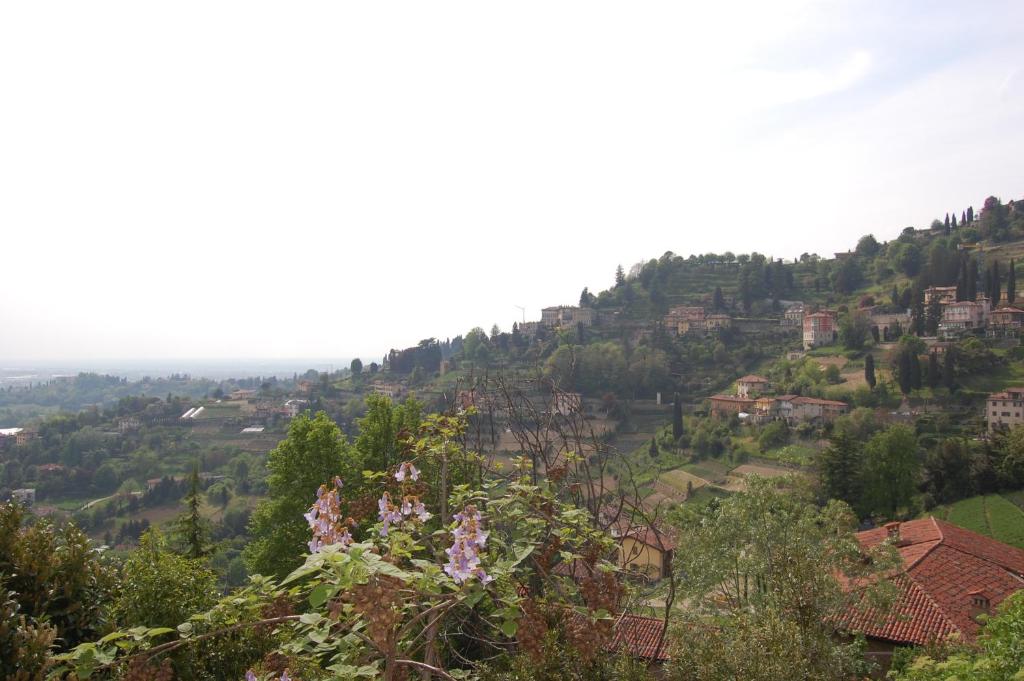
left=802, top=310, right=838, bottom=350
left=736, top=374, right=770, bottom=397
left=939, top=299, right=990, bottom=336
left=540, top=305, right=596, bottom=328
left=664, top=305, right=705, bottom=335
left=988, top=306, right=1024, bottom=337
left=986, top=387, right=1024, bottom=431
left=710, top=392, right=848, bottom=424
left=781, top=303, right=804, bottom=327
left=924, top=285, right=958, bottom=306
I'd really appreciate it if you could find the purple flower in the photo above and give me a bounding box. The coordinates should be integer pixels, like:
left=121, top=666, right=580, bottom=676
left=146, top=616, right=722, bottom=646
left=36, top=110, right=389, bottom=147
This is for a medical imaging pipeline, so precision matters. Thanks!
left=395, top=461, right=421, bottom=482
left=280, top=672, right=291, bottom=681
left=306, top=480, right=352, bottom=552
left=377, top=492, right=403, bottom=536
left=445, top=505, right=490, bottom=584
left=245, top=672, right=257, bottom=681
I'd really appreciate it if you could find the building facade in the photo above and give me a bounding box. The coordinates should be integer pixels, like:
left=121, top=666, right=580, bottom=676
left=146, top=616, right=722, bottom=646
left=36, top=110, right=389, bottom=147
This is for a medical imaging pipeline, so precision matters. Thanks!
left=802, top=311, right=837, bottom=349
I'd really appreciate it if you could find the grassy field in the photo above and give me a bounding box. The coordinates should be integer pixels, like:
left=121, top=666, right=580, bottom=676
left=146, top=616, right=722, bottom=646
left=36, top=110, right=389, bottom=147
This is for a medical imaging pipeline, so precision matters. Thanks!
left=931, top=492, right=1024, bottom=549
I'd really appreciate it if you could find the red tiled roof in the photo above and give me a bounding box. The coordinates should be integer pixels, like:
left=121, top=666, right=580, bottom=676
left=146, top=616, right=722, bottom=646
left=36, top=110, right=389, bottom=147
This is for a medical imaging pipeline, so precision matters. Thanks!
left=791, top=396, right=849, bottom=407
left=844, top=517, right=1024, bottom=645
left=609, top=613, right=670, bottom=661
left=737, top=375, right=769, bottom=383
left=622, top=525, right=677, bottom=551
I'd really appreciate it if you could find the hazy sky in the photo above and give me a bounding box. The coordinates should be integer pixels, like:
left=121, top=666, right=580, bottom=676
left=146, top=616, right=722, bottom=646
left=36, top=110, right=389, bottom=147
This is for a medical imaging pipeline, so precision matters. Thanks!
left=2, top=1, right=1022, bottom=362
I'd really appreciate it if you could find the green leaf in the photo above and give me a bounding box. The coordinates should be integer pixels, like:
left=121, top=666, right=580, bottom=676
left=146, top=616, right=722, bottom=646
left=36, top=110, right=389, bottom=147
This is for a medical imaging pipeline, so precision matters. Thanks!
left=500, top=619, right=518, bottom=638
left=146, top=627, right=176, bottom=637
left=300, top=612, right=324, bottom=626
left=97, top=631, right=129, bottom=644
left=177, top=622, right=194, bottom=638
left=309, top=583, right=334, bottom=608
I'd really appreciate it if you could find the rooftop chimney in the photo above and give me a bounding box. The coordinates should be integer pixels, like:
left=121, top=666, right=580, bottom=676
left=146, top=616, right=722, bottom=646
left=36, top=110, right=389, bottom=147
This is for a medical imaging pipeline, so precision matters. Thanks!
left=884, top=521, right=901, bottom=541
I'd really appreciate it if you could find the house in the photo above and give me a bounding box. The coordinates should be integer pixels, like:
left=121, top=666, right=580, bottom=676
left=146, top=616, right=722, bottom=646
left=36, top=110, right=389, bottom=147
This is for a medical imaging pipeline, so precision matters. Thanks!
left=924, top=286, right=958, bottom=306
left=516, top=321, right=540, bottom=339
left=540, top=306, right=595, bottom=328
left=939, top=300, right=989, bottom=335
left=986, top=387, right=1024, bottom=431
left=283, top=399, right=309, bottom=418
left=709, top=394, right=755, bottom=418
left=369, top=382, right=403, bottom=399
left=705, top=313, right=732, bottom=332
left=782, top=303, right=805, bottom=327
left=989, top=306, right=1024, bottom=336
left=116, top=416, right=140, bottom=433
left=664, top=306, right=706, bottom=335
left=617, top=525, right=676, bottom=581
left=843, top=518, right=1024, bottom=659
left=802, top=311, right=837, bottom=349
left=37, top=463, right=65, bottom=475
left=788, top=396, right=848, bottom=422
left=736, top=374, right=770, bottom=398
left=0, top=427, right=35, bottom=447
left=229, top=389, right=257, bottom=401
left=11, top=488, right=36, bottom=506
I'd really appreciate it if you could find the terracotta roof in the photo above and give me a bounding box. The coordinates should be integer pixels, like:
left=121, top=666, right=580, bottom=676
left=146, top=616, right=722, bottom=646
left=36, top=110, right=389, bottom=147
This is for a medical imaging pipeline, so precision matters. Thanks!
left=993, top=306, right=1024, bottom=313
left=609, top=613, right=670, bottom=661
left=791, top=396, right=848, bottom=407
left=989, top=387, right=1024, bottom=399
left=622, top=525, right=677, bottom=551
left=737, top=375, right=769, bottom=383
left=843, top=517, right=1024, bottom=645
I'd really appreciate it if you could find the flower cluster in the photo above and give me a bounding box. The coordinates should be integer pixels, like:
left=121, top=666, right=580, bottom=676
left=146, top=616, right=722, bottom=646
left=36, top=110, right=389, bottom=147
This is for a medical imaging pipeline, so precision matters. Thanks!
left=377, top=461, right=431, bottom=536
left=394, top=461, right=420, bottom=482
left=444, top=505, right=492, bottom=584
left=305, top=476, right=352, bottom=554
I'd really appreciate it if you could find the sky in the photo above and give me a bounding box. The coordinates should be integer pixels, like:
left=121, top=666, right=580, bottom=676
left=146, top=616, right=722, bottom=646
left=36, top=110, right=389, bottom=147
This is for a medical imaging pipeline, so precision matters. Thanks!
left=1, top=1, right=1023, bottom=363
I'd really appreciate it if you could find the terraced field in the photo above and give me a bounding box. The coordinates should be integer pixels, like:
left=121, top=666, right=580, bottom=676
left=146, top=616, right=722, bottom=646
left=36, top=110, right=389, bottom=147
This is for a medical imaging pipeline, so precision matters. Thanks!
left=931, top=493, right=1024, bottom=549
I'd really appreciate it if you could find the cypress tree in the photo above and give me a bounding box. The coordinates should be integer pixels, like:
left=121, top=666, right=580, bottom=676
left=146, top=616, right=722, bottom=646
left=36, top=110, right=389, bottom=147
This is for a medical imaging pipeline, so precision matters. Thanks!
left=891, top=284, right=899, bottom=308
left=898, top=350, right=913, bottom=395
left=672, top=392, right=684, bottom=440
left=1009, top=259, right=1016, bottom=305
left=992, top=261, right=1002, bottom=308
left=966, top=257, right=977, bottom=301
left=944, top=213, right=950, bottom=233
left=968, top=206, right=974, bottom=223
left=961, top=210, right=967, bottom=225
left=648, top=437, right=659, bottom=459
left=910, top=352, right=922, bottom=390
left=927, top=351, right=940, bottom=389
left=864, top=354, right=876, bottom=389
left=944, top=349, right=956, bottom=392
left=951, top=212, right=958, bottom=228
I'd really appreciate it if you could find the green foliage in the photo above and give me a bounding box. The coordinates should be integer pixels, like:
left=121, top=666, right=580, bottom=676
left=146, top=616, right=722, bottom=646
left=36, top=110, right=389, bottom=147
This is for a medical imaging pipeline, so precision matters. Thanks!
left=112, top=529, right=217, bottom=628
left=0, top=503, right=114, bottom=652
left=817, top=427, right=862, bottom=507
left=245, top=412, right=352, bottom=579
left=757, top=421, right=790, bottom=452
left=174, top=465, right=212, bottom=559
left=860, top=425, right=920, bottom=518
left=354, top=394, right=422, bottom=472
left=0, top=589, right=56, bottom=681
left=669, top=477, right=898, bottom=680
left=481, top=632, right=653, bottom=681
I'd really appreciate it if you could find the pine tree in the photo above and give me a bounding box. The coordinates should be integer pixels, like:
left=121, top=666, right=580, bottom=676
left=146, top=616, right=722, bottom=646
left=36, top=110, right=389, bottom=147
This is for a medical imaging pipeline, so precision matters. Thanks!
left=961, top=210, right=967, bottom=225
left=672, top=392, right=684, bottom=441
left=1009, top=259, right=1016, bottom=305
left=951, top=212, right=958, bottom=228
left=968, top=206, right=974, bottom=223
left=818, top=429, right=862, bottom=506
left=944, top=213, right=950, bottom=233
left=615, top=265, right=626, bottom=287
left=175, top=465, right=210, bottom=560
left=712, top=286, right=725, bottom=311
left=927, top=351, right=940, bottom=389
left=864, top=354, right=876, bottom=389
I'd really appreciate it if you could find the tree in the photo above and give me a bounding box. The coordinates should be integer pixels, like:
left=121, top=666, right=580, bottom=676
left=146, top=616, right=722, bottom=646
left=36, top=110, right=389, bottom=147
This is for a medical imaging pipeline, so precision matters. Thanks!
left=991, top=260, right=1002, bottom=308
left=1009, top=259, right=1016, bottom=304
left=839, top=311, right=870, bottom=350
left=864, top=354, right=876, bottom=389
left=925, top=296, right=942, bottom=336
left=860, top=425, right=920, bottom=518
left=943, top=348, right=956, bottom=391
left=648, top=437, right=659, bottom=459
left=910, top=286, right=925, bottom=336
left=856, top=234, right=880, bottom=257
left=113, top=529, right=216, bottom=628
left=927, top=351, right=940, bottom=389
left=667, top=478, right=898, bottom=681
left=923, top=439, right=973, bottom=504
left=614, top=264, right=626, bottom=287
left=968, top=205, right=974, bottom=223
left=944, top=213, right=950, bottom=232
left=672, top=392, right=684, bottom=441
left=174, top=464, right=211, bottom=559
left=355, top=395, right=423, bottom=473
left=712, top=286, right=725, bottom=311
left=897, top=350, right=913, bottom=395
left=818, top=428, right=862, bottom=506
left=758, top=421, right=790, bottom=452
left=891, top=284, right=900, bottom=308
left=245, top=412, right=352, bottom=578
left=951, top=212, right=957, bottom=229
left=350, top=358, right=363, bottom=376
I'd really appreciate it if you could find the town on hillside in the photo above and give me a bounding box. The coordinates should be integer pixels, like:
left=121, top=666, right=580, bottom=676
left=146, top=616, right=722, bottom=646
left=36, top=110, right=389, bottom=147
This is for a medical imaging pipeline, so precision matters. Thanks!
left=5, top=194, right=1024, bottom=679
